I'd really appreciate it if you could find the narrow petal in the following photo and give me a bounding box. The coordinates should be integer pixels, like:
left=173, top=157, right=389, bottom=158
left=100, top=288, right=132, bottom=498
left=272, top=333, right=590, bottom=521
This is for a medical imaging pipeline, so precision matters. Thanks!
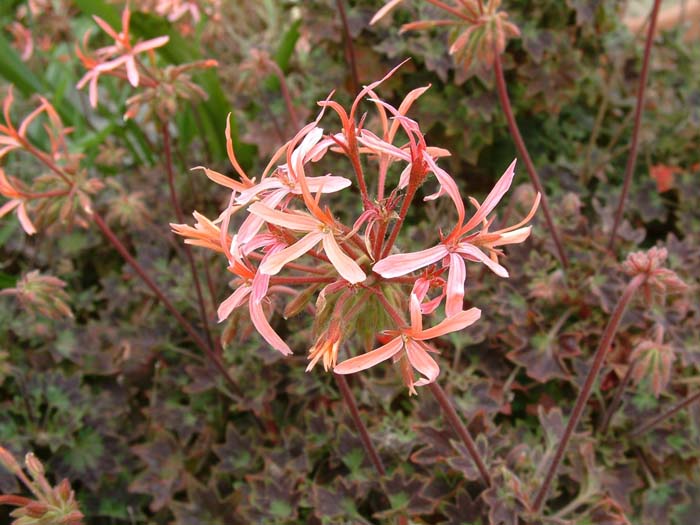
left=303, top=175, right=352, bottom=194
left=370, top=0, right=406, bottom=25
left=125, top=57, right=139, bottom=87
left=233, top=190, right=287, bottom=252
left=445, top=253, right=466, bottom=317
left=405, top=339, right=440, bottom=384
left=89, top=76, right=99, bottom=108
left=235, top=178, right=285, bottom=204
left=249, top=300, right=293, bottom=355
left=334, top=336, right=403, bottom=374
left=373, top=244, right=448, bottom=278
left=410, top=293, right=422, bottom=332
left=0, top=199, right=19, bottom=218
left=217, top=285, right=251, bottom=322
left=322, top=233, right=366, bottom=284
left=259, top=231, right=325, bottom=275
left=92, top=15, right=120, bottom=41
left=16, top=202, right=36, bottom=235
left=248, top=201, right=320, bottom=232
left=132, top=35, right=170, bottom=54
left=457, top=243, right=508, bottom=278
left=413, top=307, right=481, bottom=340
left=490, top=226, right=532, bottom=247
left=423, top=151, right=464, bottom=224
left=461, top=159, right=516, bottom=233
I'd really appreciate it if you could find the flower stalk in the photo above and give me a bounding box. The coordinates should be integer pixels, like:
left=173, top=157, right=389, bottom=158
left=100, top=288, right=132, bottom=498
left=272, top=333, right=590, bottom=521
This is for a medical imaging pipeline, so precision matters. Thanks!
left=493, top=49, right=569, bottom=269
left=629, top=390, right=700, bottom=438
left=531, top=273, right=646, bottom=513
left=608, top=0, right=663, bottom=251
left=428, top=381, right=492, bottom=487
left=91, top=210, right=242, bottom=398
left=161, top=121, right=216, bottom=352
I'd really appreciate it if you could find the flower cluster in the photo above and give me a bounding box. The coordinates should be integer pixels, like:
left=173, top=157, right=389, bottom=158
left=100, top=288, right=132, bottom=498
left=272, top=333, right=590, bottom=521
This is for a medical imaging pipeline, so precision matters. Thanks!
left=0, top=447, right=83, bottom=525
left=371, top=0, right=520, bottom=73
left=76, top=6, right=169, bottom=108
left=174, top=66, right=538, bottom=393
left=0, top=88, right=101, bottom=235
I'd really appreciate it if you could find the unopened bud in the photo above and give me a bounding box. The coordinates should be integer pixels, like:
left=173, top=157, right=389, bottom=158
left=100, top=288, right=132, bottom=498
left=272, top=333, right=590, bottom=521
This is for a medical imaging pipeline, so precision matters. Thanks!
left=24, top=501, right=50, bottom=518
left=284, top=284, right=319, bottom=319
left=0, top=446, right=22, bottom=474
left=57, top=478, right=73, bottom=500
left=25, top=453, right=45, bottom=478
left=60, top=509, right=85, bottom=524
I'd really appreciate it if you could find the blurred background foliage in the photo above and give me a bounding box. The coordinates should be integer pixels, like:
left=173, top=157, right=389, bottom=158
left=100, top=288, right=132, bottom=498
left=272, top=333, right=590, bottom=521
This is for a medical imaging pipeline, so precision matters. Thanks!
left=1, top=0, right=699, bottom=523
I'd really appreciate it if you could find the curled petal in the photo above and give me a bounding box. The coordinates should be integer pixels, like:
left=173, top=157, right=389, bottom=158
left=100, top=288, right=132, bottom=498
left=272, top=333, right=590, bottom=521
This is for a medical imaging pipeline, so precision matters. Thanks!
left=461, top=159, right=516, bottom=233
left=259, top=231, right=325, bottom=276
left=413, top=307, right=481, bottom=340
left=217, top=285, right=251, bottom=322
left=373, top=244, right=448, bottom=278
left=491, top=226, right=532, bottom=247
left=334, top=336, right=403, bottom=374
left=249, top=300, right=293, bottom=355
left=456, top=243, right=508, bottom=278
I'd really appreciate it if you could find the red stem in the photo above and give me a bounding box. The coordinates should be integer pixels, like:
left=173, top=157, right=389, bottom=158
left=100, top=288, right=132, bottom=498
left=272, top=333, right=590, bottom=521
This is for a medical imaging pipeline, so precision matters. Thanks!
left=333, top=373, right=385, bottom=475
left=335, top=0, right=360, bottom=96
left=531, top=273, right=645, bottom=513
left=630, top=390, right=700, bottom=438
left=607, top=0, right=663, bottom=251
left=91, top=210, right=242, bottom=398
left=428, top=382, right=492, bottom=487
left=266, top=60, right=299, bottom=127
left=493, top=51, right=569, bottom=269
left=599, top=358, right=638, bottom=434
left=161, top=123, right=216, bottom=352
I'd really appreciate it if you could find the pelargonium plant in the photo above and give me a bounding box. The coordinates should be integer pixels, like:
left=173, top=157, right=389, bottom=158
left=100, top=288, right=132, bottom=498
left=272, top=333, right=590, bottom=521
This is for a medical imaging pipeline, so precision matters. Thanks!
left=174, top=64, right=538, bottom=396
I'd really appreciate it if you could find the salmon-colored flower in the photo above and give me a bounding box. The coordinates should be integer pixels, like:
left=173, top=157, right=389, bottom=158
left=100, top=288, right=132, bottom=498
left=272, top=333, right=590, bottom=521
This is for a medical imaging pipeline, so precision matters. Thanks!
left=0, top=168, right=36, bottom=235
left=76, top=6, right=169, bottom=107
left=248, top=202, right=366, bottom=284
left=335, top=294, right=481, bottom=393
left=374, top=159, right=539, bottom=315
left=217, top=246, right=292, bottom=356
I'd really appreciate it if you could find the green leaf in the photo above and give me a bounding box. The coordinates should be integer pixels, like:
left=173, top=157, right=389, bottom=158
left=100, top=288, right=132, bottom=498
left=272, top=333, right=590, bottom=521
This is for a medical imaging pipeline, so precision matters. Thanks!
left=0, top=271, right=16, bottom=289
left=0, top=33, right=43, bottom=96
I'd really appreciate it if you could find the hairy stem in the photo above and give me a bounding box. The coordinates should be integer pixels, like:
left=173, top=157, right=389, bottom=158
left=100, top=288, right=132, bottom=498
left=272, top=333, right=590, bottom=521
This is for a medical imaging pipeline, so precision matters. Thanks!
left=91, top=210, right=242, bottom=398
left=607, top=0, right=663, bottom=251
left=532, top=273, right=645, bottom=513
left=630, top=390, right=700, bottom=438
left=493, top=51, right=569, bottom=269
left=428, top=382, right=492, bottom=487
left=161, top=122, right=216, bottom=353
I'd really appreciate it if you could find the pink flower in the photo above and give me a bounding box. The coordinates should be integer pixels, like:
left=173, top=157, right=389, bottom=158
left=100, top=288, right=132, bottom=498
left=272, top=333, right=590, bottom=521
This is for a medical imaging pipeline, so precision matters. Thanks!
left=217, top=249, right=292, bottom=356
left=248, top=202, right=366, bottom=284
left=0, top=168, right=36, bottom=235
left=373, top=159, right=539, bottom=315
left=335, top=294, right=481, bottom=394
left=76, top=6, right=169, bottom=107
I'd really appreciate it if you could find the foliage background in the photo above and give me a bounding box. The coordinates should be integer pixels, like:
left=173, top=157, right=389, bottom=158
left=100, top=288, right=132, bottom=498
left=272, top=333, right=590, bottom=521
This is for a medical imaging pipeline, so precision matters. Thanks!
left=1, top=0, right=699, bottom=523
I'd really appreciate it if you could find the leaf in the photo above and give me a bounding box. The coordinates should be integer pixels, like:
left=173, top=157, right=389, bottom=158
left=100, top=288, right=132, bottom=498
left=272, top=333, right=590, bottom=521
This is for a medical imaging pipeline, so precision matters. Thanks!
left=0, top=33, right=43, bottom=96
left=0, top=271, right=16, bottom=289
